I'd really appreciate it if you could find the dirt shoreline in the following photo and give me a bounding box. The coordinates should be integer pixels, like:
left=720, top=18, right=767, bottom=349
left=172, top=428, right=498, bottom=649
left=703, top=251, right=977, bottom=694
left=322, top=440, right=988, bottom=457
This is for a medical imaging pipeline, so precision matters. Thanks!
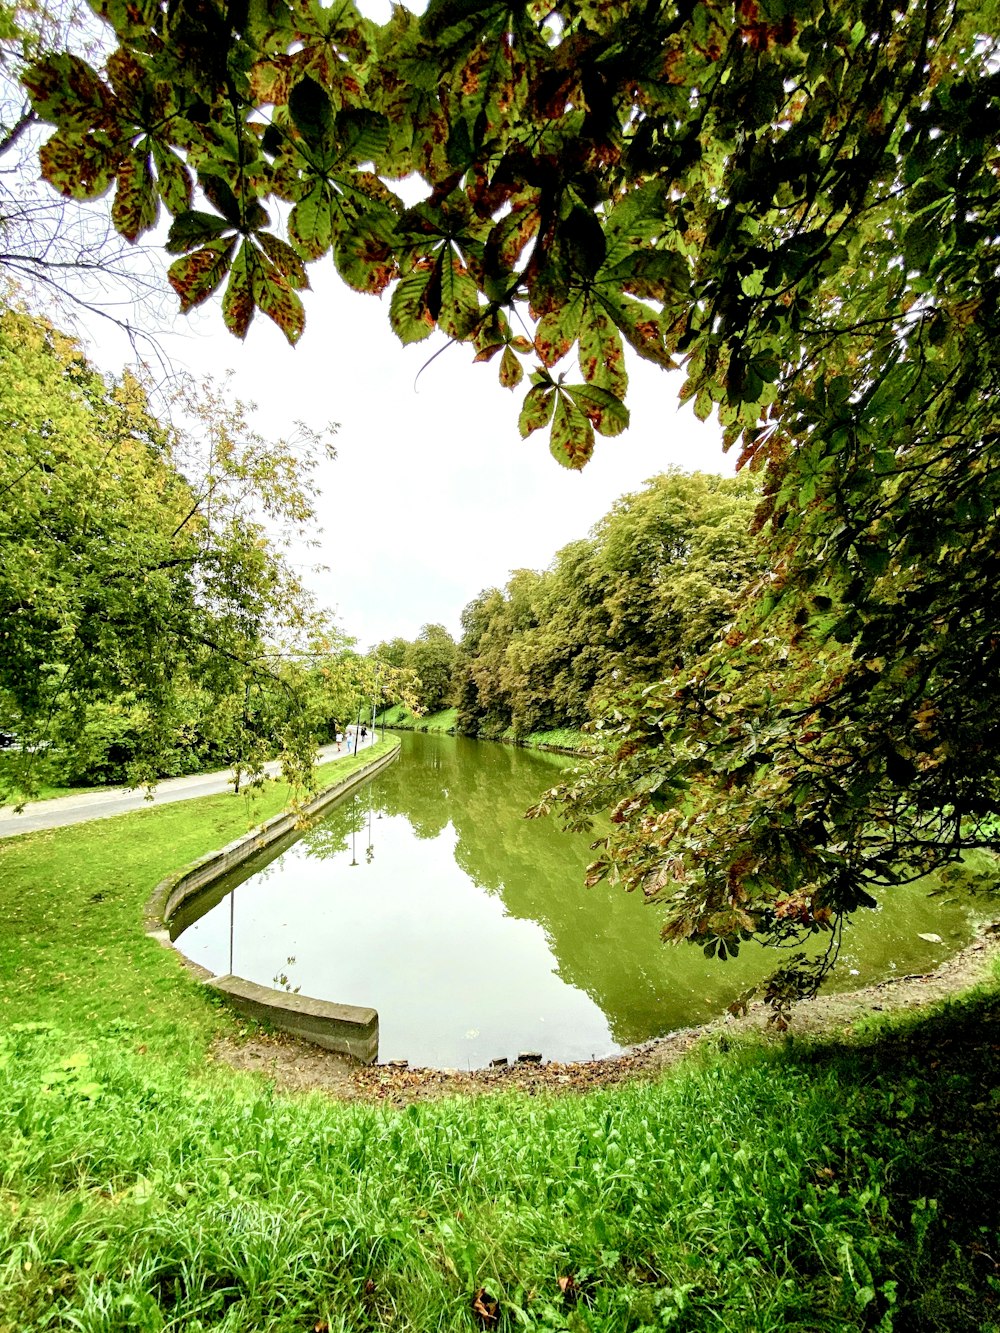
left=210, top=925, right=1000, bottom=1105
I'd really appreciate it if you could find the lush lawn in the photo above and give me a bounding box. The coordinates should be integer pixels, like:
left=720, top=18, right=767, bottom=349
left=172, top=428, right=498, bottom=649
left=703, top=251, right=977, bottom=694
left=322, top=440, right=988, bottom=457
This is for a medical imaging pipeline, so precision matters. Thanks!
left=379, top=704, right=458, bottom=732
left=0, top=739, right=397, bottom=1061
left=1, top=736, right=999, bottom=1330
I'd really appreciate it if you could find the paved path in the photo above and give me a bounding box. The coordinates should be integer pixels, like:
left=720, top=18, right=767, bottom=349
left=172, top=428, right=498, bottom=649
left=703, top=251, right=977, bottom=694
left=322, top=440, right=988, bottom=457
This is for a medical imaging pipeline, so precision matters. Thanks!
left=0, top=733, right=380, bottom=839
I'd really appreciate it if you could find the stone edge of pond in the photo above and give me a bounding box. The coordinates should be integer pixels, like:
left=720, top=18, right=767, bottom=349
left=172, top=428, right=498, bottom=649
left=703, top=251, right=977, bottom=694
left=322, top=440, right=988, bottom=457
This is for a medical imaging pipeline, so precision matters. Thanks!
left=143, top=740, right=400, bottom=1063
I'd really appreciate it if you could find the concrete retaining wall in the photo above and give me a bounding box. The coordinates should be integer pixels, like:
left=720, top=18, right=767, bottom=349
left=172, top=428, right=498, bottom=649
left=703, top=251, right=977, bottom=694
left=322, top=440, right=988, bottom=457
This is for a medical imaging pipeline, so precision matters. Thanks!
left=145, top=740, right=399, bottom=1063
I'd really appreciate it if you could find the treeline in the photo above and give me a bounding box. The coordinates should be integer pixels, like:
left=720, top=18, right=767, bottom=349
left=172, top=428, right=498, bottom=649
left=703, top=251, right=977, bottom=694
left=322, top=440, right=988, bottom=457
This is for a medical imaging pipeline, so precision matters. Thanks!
left=376, top=471, right=761, bottom=739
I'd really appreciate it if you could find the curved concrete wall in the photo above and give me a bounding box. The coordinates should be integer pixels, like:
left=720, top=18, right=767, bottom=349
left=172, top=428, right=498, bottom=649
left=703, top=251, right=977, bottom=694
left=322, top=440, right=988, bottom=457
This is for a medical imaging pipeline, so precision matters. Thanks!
left=145, top=740, right=399, bottom=1063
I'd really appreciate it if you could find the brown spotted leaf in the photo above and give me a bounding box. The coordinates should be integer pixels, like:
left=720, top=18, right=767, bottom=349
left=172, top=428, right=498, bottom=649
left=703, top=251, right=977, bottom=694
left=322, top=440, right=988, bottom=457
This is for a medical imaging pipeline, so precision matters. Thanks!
left=499, top=345, right=523, bottom=388
left=389, top=260, right=436, bottom=343
left=565, top=384, right=629, bottom=437
left=91, top=0, right=160, bottom=41
left=39, top=129, right=121, bottom=199
left=249, top=55, right=297, bottom=106
left=535, top=291, right=584, bottom=368
left=24, top=54, right=112, bottom=131
left=578, top=303, right=627, bottom=396
left=549, top=391, right=594, bottom=469
left=257, top=231, right=310, bottom=289
left=600, top=291, right=674, bottom=368
left=518, top=382, right=556, bottom=438
left=111, top=148, right=158, bottom=241
left=104, top=49, right=147, bottom=104
left=168, top=236, right=237, bottom=314
left=333, top=209, right=397, bottom=294
left=250, top=246, right=306, bottom=343
left=222, top=240, right=254, bottom=337
left=151, top=141, right=192, bottom=216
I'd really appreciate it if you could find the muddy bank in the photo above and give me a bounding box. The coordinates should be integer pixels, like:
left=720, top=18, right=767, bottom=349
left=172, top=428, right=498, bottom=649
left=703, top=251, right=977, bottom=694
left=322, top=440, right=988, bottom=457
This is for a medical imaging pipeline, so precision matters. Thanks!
left=209, top=925, right=1000, bottom=1105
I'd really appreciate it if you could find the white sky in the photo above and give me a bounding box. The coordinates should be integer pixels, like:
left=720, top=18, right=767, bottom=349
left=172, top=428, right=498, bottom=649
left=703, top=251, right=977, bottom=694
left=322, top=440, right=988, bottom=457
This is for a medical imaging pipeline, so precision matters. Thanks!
left=85, top=256, right=730, bottom=649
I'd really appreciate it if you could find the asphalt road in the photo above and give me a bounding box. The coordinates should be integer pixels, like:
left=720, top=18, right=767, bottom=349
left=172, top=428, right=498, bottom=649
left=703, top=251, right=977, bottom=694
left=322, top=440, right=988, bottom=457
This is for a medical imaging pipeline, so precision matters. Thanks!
left=0, top=733, right=379, bottom=839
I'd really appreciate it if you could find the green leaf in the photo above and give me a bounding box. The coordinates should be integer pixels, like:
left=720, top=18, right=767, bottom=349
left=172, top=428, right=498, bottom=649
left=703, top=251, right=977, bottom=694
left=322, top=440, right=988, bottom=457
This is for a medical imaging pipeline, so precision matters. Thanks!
left=288, top=181, right=334, bottom=259
left=168, top=237, right=237, bottom=314
left=549, top=392, right=594, bottom=469
left=389, top=261, right=436, bottom=342
left=198, top=174, right=243, bottom=227
left=288, top=74, right=334, bottom=146
left=903, top=218, right=939, bottom=272
left=39, top=129, right=120, bottom=200
left=337, top=108, right=390, bottom=162
left=565, top=384, right=629, bottom=437
left=518, top=384, right=555, bottom=438
left=166, top=210, right=233, bottom=254
left=111, top=148, right=158, bottom=241
left=437, top=249, right=480, bottom=339
left=151, top=141, right=192, bottom=216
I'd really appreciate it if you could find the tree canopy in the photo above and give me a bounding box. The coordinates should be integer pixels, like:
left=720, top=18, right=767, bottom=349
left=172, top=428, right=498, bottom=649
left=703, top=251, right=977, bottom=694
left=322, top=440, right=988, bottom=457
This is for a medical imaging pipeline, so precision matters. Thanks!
left=0, top=300, right=359, bottom=796
left=20, top=0, right=1000, bottom=992
left=455, top=471, right=761, bottom=738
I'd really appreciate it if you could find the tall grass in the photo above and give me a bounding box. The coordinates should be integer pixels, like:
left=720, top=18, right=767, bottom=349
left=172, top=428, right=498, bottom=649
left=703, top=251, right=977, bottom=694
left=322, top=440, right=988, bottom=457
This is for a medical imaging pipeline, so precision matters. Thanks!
left=3, top=986, right=1000, bottom=1330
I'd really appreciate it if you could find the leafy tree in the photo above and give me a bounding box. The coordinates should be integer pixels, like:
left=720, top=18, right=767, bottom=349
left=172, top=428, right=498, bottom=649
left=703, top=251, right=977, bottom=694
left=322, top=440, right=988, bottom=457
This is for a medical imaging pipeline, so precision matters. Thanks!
left=454, top=472, right=760, bottom=738
left=405, top=623, right=457, bottom=714
left=454, top=587, right=507, bottom=736
left=372, top=636, right=409, bottom=672
left=22, top=0, right=1000, bottom=990
left=0, top=301, right=339, bottom=797
left=595, top=470, right=762, bottom=679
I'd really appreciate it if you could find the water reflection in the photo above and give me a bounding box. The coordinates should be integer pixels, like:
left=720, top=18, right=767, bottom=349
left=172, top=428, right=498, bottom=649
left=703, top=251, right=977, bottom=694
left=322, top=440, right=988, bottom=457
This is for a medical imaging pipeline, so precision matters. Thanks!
left=175, top=732, right=984, bottom=1068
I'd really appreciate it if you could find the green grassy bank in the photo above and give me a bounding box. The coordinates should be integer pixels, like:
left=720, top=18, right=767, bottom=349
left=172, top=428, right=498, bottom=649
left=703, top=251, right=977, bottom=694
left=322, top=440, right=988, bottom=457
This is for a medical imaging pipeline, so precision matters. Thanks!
left=378, top=704, right=459, bottom=733
left=377, top=707, right=594, bottom=754
left=1, top=741, right=999, bottom=1330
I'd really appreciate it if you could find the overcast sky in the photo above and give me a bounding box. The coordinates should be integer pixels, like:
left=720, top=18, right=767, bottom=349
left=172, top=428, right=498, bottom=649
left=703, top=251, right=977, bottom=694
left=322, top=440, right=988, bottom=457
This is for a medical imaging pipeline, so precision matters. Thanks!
left=84, top=255, right=730, bottom=649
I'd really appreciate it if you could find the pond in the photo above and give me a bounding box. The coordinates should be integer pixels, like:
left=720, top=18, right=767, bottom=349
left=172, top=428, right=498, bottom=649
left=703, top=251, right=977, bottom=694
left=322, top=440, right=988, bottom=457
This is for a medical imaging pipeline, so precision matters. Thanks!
left=174, top=731, right=986, bottom=1069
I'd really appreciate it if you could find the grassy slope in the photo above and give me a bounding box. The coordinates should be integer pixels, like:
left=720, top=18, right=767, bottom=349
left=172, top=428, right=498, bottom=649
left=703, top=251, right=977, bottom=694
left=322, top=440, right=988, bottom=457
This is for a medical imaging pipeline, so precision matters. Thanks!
left=378, top=708, right=596, bottom=753
left=1, top=736, right=999, bottom=1331
left=379, top=704, right=458, bottom=732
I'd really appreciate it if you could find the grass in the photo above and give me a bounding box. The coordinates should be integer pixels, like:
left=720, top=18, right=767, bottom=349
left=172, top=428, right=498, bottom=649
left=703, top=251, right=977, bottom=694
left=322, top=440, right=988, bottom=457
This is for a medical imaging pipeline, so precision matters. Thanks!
left=379, top=704, right=458, bottom=732
left=1, top=734, right=999, bottom=1330
left=0, top=738, right=397, bottom=1061
left=2, top=988, right=999, bottom=1330
left=514, top=726, right=597, bottom=752
left=378, top=711, right=600, bottom=753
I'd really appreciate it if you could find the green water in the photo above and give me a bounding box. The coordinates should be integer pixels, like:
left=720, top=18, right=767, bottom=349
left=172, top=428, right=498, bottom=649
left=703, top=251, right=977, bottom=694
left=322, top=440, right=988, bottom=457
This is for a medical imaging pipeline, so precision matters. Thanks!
left=175, top=731, right=985, bottom=1068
